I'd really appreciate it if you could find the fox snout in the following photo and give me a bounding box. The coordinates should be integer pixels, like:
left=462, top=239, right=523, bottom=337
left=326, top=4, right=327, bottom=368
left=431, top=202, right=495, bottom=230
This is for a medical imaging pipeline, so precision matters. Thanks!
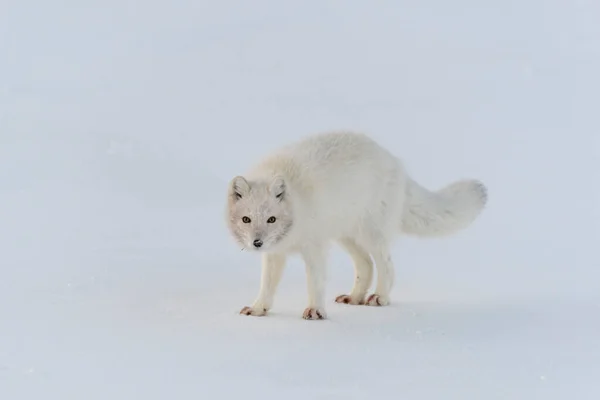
left=252, top=239, right=263, bottom=248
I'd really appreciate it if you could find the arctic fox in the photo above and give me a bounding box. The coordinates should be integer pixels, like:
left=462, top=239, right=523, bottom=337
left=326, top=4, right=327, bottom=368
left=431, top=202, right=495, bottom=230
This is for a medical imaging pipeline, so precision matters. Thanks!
left=226, top=131, right=487, bottom=320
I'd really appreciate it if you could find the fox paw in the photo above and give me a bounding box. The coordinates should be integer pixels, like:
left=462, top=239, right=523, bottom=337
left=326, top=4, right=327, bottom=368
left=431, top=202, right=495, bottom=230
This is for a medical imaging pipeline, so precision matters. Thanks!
left=302, top=307, right=326, bottom=320
left=240, top=306, right=268, bottom=316
left=335, top=294, right=365, bottom=305
left=365, top=294, right=389, bottom=306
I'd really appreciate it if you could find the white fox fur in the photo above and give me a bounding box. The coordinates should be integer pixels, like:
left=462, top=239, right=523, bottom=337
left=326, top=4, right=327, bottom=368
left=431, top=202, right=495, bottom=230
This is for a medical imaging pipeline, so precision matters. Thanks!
left=226, top=131, right=487, bottom=320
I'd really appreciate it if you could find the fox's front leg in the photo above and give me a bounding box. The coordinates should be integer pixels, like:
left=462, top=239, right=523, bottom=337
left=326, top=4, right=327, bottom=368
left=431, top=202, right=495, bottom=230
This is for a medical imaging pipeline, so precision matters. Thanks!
left=300, top=244, right=328, bottom=320
left=240, top=253, right=286, bottom=316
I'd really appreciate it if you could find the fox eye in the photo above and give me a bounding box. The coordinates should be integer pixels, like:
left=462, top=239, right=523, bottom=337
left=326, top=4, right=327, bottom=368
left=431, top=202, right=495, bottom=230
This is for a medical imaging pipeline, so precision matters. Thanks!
left=242, top=216, right=251, bottom=223
left=267, top=216, right=276, bottom=223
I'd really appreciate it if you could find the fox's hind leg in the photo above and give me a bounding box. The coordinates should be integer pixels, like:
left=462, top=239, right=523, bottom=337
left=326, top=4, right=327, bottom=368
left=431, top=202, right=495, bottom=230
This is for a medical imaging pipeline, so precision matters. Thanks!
left=335, top=237, right=373, bottom=305
left=365, top=244, right=394, bottom=306
left=360, top=211, right=398, bottom=307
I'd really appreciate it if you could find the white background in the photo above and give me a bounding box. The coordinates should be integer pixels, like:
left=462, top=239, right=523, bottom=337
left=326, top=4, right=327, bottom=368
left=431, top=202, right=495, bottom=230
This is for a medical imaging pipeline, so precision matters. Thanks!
left=1, top=1, right=598, bottom=399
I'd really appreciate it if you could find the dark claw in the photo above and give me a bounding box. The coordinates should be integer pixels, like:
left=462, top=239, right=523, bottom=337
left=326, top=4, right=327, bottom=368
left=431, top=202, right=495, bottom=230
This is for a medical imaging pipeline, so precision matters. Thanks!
left=240, top=307, right=252, bottom=315
left=366, top=294, right=383, bottom=306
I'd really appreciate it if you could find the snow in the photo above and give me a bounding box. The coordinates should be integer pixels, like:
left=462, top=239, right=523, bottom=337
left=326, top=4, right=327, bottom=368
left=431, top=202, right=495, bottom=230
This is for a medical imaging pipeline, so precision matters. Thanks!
left=1, top=1, right=599, bottom=399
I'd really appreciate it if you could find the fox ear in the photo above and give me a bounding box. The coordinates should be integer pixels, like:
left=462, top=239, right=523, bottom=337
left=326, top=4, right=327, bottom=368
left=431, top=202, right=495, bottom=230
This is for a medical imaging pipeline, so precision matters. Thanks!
left=230, top=176, right=250, bottom=201
left=269, top=176, right=286, bottom=201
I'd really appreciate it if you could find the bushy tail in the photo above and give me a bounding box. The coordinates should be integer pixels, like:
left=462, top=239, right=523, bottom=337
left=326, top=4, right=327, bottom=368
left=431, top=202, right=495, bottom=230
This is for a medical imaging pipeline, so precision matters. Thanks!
left=400, top=177, right=488, bottom=237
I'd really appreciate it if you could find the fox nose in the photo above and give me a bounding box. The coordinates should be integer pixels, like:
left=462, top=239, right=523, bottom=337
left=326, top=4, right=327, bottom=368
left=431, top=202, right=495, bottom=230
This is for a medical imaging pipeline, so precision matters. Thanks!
left=253, top=239, right=263, bottom=248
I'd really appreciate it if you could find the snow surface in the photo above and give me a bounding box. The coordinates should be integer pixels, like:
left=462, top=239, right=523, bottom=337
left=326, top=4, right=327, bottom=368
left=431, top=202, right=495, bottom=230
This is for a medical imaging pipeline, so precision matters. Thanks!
left=1, top=1, right=599, bottom=399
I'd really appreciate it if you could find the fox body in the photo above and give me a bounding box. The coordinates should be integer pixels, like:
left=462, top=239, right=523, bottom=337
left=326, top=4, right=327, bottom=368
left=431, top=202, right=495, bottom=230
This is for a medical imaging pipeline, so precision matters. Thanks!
left=226, top=131, right=487, bottom=320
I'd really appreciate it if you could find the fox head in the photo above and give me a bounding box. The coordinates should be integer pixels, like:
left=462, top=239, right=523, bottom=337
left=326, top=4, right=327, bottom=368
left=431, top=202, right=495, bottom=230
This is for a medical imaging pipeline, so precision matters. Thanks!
left=226, top=175, right=294, bottom=252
